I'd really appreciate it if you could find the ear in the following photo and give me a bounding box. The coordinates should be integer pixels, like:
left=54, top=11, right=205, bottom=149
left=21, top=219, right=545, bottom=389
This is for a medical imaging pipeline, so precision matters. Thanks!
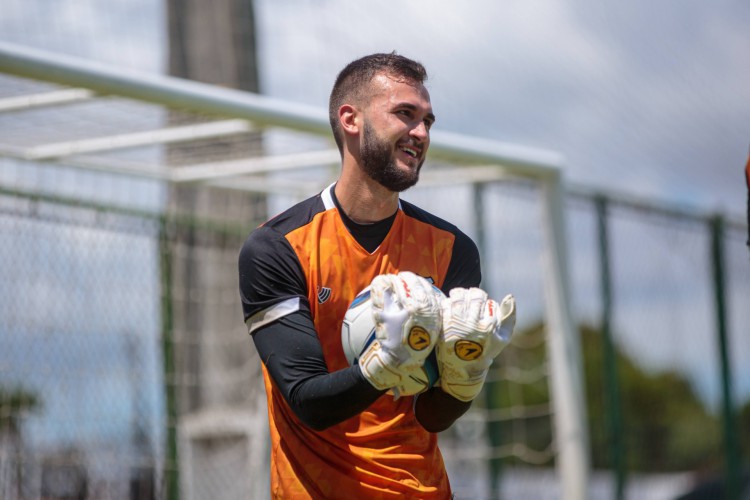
left=338, top=104, right=360, bottom=137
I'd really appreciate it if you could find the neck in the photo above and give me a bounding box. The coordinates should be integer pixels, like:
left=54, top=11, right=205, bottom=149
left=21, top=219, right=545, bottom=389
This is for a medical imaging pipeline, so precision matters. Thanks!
left=335, top=156, right=399, bottom=223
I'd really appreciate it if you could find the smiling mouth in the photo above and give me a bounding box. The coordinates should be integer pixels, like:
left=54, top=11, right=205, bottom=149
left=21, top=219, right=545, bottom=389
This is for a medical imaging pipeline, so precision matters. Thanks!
left=399, top=144, right=420, bottom=159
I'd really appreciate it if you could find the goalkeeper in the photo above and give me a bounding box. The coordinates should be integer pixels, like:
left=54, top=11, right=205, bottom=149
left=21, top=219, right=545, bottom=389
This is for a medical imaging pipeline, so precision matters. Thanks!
left=239, top=52, right=515, bottom=500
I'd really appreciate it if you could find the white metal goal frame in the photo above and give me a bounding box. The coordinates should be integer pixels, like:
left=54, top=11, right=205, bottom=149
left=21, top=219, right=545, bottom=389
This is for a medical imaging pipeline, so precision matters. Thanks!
left=0, top=41, right=590, bottom=500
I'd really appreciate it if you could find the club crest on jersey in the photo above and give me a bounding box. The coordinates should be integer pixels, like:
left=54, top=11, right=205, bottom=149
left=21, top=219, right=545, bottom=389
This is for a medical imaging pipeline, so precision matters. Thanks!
left=317, top=286, right=332, bottom=304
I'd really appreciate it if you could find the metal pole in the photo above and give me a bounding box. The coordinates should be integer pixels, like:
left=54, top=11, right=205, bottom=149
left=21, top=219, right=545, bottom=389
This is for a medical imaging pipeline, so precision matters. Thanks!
left=0, top=42, right=565, bottom=178
left=710, top=214, right=740, bottom=500
left=474, top=182, right=503, bottom=500
left=541, top=172, right=590, bottom=500
left=0, top=41, right=330, bottom=136
left=595, top=196, right=626, bottom=499
left=159, top=217, right=180, bottom=500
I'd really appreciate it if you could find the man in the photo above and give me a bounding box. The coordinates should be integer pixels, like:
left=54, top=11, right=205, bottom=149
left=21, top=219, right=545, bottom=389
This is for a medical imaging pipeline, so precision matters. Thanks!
left=239, top=52, right=515, bottom=499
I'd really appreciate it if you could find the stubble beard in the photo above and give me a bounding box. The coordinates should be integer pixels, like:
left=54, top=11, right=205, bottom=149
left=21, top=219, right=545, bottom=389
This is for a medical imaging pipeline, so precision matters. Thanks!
left=360, top=120, right=423, bottom=193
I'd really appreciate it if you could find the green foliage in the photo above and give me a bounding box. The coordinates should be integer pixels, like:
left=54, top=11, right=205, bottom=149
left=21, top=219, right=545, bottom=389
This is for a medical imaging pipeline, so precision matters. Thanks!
left=485, top=321, right=553, bottom=466
left=486, top=322, right=727, bottom=472
left=739, top=400, right=750, bottom=464
left=0, top=386, right=41, bottom=434
left=580, top=324, right=721, bottom=472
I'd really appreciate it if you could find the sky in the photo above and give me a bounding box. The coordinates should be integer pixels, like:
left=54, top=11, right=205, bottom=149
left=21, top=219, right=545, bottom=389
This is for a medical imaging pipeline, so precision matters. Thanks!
left=1, top=0, right=748, bottom=217
left=256, top=1, right=750, bottom=218
left=0, top=0, right=748, bottom=462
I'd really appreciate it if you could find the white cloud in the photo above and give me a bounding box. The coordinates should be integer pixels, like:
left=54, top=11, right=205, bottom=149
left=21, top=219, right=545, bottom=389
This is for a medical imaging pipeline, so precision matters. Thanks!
left=5, top=0, right=743, bottom=216
left=0, top=0, right=164, bottom=72
left=253, top=0, right=750, bottom=215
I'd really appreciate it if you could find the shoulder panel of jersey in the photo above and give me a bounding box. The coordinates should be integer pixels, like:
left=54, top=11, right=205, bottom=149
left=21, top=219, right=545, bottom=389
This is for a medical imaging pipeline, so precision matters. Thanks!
left=398, top=197, right=463, bottom=240
left=399, top=198, right=481, bottom=291
left=239, top=191, right=327, bottom=333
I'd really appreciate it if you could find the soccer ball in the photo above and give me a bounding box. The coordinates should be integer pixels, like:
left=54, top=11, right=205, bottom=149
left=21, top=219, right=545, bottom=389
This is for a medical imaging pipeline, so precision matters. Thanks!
left=341, top=286, right=439, bottom=396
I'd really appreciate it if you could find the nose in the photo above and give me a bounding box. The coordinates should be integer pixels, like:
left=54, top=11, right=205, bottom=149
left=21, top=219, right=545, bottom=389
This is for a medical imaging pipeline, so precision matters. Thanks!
left=409, top=121, right=429, bottom=143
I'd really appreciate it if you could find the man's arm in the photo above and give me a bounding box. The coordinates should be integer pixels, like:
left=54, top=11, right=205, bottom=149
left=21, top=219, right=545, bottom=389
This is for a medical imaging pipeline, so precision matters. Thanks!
left=415, top=230, right=481, bottom=431
left=241, top=224, right=387, bottom=430
left=254, top=271, right=448, bottom=431
left=253, top=311, right=386, bottom=431
left=414, top=388, right=471, bottom=433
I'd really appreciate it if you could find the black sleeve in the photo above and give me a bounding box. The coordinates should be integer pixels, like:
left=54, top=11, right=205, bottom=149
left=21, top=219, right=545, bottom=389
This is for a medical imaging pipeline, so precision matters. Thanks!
left=442, top=231, right=482, bottom=292
left=414, top=388, right=471, bottom=433
left=239, top=225, right=309, bottom=322
left=252, top=310, right=385, bottom=430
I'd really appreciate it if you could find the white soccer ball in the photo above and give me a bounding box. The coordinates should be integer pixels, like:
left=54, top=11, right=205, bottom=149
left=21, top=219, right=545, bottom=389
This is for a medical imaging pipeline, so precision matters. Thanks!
left=341, top=286, right=439, bottom=396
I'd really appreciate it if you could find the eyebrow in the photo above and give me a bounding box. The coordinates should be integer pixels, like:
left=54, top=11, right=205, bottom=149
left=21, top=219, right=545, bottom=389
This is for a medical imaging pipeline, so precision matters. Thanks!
left=397, top=102, right=436, bottom=125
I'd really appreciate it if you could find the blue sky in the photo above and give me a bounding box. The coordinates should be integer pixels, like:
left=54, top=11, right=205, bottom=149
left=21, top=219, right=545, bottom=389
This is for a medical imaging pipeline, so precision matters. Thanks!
left=0, top=216, right=163, bottom=448
left=1, top=0, right=748, bottom=217
left=1, top=0, right=748, bottom=452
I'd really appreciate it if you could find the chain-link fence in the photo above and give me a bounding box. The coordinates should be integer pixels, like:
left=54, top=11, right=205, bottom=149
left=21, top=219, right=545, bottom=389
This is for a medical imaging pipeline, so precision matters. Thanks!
left=1, top=177, right=747, bottom=499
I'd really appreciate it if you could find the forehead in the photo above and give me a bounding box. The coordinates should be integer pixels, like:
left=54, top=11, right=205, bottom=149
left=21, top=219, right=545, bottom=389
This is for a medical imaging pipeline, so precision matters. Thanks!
left=367, top=73, right=432, bottom=111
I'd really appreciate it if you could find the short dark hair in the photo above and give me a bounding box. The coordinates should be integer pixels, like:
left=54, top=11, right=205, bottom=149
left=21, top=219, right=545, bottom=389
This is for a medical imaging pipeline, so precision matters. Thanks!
left=328, top=52, right=428, bottom=153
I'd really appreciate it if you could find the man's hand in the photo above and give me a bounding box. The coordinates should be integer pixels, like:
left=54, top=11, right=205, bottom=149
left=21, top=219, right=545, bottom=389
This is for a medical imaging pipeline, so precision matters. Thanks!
left=437, top=288, right=516, bottom=402
left=358, top=271, right=443, bottom=397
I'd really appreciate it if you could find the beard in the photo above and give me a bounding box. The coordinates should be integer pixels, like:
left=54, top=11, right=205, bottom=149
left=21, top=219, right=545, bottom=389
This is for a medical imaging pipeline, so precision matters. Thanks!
left=360, top=120, right=423, bottom=193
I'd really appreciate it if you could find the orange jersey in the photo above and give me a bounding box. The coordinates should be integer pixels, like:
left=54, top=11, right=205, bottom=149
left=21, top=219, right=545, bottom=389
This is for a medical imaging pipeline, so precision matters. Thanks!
left=240, top=184, right=480, bottom=499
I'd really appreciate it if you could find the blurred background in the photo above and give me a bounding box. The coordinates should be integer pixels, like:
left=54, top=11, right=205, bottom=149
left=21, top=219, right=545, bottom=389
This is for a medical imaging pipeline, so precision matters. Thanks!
left=0, top=1, right=748, bottom=499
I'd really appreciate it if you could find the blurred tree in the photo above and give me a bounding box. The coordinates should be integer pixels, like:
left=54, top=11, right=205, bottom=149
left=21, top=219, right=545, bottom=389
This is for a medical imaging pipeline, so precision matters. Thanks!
left=0, top=386, right=40, bottom=500
left=490, top=320, right=553, bottom=463
left=488, top=322, right=725, bottom=472
left=739, top=400, right=750, bottom=464
left=0, top=386, right=39, bottom=434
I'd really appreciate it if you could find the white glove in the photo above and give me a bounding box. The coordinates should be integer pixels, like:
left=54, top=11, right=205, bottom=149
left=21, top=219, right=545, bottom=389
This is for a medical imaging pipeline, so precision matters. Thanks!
left=437, top=288, right=516, bottom=402
left=358, top=271, right=443, bottom=397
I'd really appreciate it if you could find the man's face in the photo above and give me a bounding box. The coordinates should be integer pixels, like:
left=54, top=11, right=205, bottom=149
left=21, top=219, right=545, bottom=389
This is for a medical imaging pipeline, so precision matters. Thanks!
left=358, top=74, right=434, bottom=192
left=360, top=119, right=423, bottom=192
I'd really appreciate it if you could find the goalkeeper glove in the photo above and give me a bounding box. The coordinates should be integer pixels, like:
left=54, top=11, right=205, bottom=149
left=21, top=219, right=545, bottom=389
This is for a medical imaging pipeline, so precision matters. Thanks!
left=358, top=271, right=443, bottom=397
left=437, top=287, right=516, bottom=402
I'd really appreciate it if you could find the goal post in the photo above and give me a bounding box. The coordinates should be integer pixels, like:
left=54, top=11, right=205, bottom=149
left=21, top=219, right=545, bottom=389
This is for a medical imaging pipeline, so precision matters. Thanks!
left=0, top=41, right=590, bottom=499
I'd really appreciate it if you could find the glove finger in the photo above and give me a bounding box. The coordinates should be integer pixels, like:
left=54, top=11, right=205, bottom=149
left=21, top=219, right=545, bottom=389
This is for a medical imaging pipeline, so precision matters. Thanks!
left=395, top=271, right=436, bottom=314
left=370, top=274, right=397, bottom=309
left=482, top=296, right=516, bottom=359
left=370, top=276, right=408, bottom=343
left=498, top=294, right=516, bottom=324
left=463, top=287, right=488, bottom=322
left=372, top=273, right=428, bottom=311
left=381, top=272, right=413, bottom=308
left=480, top=299, right=502, bottom=338
left=448, top=287, right=468, bottom=301
left=373, top=288, right=409, bottom=321
left=446, top=287, right=469, bottom=319
left=496, top=294, right=516, bottom=342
